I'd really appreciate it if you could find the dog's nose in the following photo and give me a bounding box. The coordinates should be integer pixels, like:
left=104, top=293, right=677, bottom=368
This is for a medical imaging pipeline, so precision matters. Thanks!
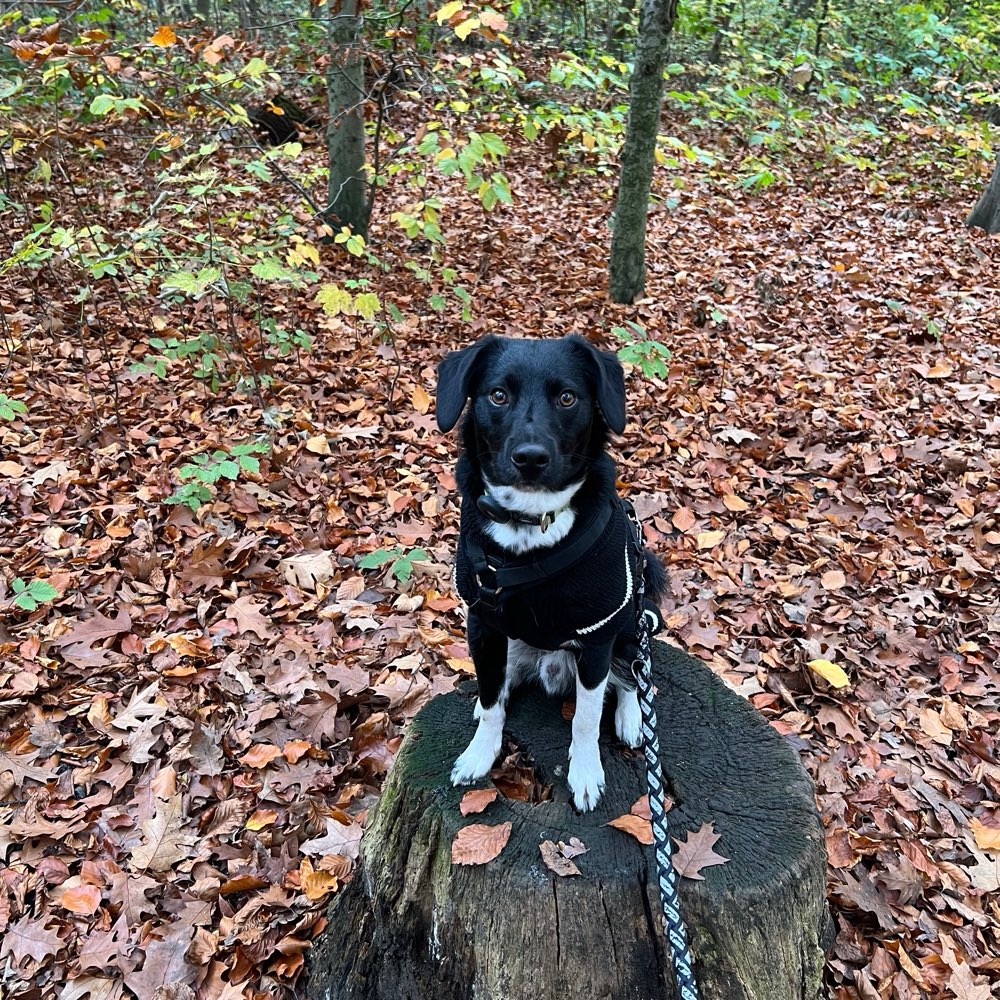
left=511, top=443, right=550, bottom=472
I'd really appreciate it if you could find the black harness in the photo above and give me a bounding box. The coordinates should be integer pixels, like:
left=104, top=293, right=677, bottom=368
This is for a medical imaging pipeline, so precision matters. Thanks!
left=462, top=497, right=640, bottom=615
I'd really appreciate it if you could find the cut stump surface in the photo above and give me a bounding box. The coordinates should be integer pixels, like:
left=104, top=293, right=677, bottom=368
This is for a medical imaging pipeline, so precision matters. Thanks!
left=306, top=640, right=831, bottom=1000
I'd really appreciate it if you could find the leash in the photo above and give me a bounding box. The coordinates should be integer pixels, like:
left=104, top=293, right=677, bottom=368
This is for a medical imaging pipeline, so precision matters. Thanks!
left=628, top=506, right=700, bottom=1000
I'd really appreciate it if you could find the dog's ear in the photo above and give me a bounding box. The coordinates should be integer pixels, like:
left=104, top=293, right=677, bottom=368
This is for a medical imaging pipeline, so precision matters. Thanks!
left=571, top=336, right=627, bottom=434
left=436, top=336, right=498, bottom=432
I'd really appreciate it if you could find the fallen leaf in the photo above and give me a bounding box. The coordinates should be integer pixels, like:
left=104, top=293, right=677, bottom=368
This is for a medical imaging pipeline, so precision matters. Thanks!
left=539, top=839, right=584, bottom=877
left=607, top=812, right=653, bottom=845
left=672, top=821, right=729, bottom=880
left=806, top=658, right=850, bottom=688
left=821, top=569, right=846, bottom=590
left=696, top=529, right=725, bottom=550
left=969, top=817, right=1000, bottom=852
left=459, top=788, right=499, bottom=815
left=451, top=821, right=512, bottom=865
left=671, top=506, right=696, bottom=532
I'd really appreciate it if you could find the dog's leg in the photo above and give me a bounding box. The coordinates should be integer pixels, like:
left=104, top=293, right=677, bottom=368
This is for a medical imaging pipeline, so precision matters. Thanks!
left=567, top=642, right=613, bottom=811
left=609, top=670, right=642, bottom=749
left=452, top=618, right=508, bottom=786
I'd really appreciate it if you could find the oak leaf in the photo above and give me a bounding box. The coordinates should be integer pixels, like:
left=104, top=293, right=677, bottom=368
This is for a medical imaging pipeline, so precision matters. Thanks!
left=300, top=817, right=363, bottom=860
left=0, top=915, right=64, bottom=966
left=129, top=794, right=194, bottom=873
left=672, top=822, right=729, bottom=880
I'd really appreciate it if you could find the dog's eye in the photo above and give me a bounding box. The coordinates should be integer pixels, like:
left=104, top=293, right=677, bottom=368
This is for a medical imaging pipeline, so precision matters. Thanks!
left=557, top=390, right=577, bottom=408
left=488, top=388, right=509, bottom=406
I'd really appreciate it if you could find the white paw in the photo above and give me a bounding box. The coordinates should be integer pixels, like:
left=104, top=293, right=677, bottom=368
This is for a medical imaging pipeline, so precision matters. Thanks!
left=567, top=746, right=605, bottom=812
left=451, top=740, right=499, bottom=785
left=451, top=704, right=504, bottom=786
left=615, top=689, right=642, bottom=748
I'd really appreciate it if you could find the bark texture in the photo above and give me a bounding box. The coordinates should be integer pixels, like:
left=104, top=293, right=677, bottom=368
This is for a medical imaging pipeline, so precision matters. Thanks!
left=326, top=0, right=370, bottom=237
left=966, top=155, right=1000, bottom=233
left=306, top=640, right=831, bottom=1000
left=609, top=0, right=679, bottom=304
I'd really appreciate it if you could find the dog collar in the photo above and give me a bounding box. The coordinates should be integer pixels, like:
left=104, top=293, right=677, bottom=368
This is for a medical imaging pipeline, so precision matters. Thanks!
left=476, top=493, right=572, bottom=533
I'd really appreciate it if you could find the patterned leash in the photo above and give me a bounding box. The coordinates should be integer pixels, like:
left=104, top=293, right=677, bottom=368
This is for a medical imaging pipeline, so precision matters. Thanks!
left=630, top=509, right=700, bottom=1000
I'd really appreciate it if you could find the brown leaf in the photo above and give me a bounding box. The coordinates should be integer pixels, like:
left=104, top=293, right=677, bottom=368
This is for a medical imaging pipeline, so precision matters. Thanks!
left=607, top=812, right=653, bottom=845
left=300, top=817, right=363, bottom=860
left=0, top=915, right=64, bottom=965
left=970, top=817, right=1000, bottom=853
left=58, top=883, right=102, bottom=915
left=459, top=788, right=499, bottom=815
left=129, top=794, right=193, bottom=873
left=539, top=839, right=582, bottom=877
left=671, top=822, right=729, bottom=880
left=239, top=743, right=283, bottom=768
left=224, top=595, right=275, bottom=639
left=671, top=506, right=696, bottom=531
left=451, top=821, right=512, bottom=865
left=946, top=961, right=993, bottom=1000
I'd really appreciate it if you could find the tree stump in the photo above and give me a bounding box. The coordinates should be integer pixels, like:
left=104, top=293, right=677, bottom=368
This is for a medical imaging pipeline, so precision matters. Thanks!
left=305, top=640, right=831, bottom=1000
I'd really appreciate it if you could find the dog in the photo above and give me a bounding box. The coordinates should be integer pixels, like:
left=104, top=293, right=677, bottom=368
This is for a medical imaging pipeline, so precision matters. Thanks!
left=436, top=334, right=665, bottom=811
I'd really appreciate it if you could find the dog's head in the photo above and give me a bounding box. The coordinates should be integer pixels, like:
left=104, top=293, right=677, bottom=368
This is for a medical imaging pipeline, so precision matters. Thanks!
left=435, top=334, right=626, bottom=491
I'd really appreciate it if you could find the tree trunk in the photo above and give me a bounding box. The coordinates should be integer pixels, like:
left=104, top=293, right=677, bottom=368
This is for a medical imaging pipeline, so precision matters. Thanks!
left=966, top=155, right=1000, bottom=233
left=326, top=0, right=370, bottom=239
left=305, top=640, right=831, bottom=1000
left=609, top=0, right=679, bottom=304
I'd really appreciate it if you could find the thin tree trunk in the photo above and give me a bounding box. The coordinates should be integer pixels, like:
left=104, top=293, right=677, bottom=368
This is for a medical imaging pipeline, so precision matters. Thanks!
left=967, top=155, right=1000, bottom=233
left=326, top=0, right=370, bottom=238
left=608, top=0, right=679, bottom=304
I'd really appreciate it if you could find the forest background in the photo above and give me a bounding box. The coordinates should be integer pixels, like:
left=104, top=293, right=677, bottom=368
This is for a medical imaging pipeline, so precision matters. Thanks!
left=1, top=1, right=999, bottom=999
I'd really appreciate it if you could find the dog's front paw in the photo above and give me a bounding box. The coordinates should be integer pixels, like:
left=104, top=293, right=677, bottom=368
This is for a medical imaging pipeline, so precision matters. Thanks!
left=451, top=739, right=500, bottom=786
left=567, top=750, right=606, bottom=812
left=615, top=689, right=642, bottom=749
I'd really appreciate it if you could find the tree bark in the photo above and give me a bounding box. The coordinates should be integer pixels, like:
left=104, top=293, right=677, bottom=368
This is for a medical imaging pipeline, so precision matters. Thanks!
left=966, top=155, right=1000, bottom=233
left=609, top=0, right=679, bottom=304
left=305, top=640, right=831, bottom=1000
left=326, top=0, right=370, bottom=238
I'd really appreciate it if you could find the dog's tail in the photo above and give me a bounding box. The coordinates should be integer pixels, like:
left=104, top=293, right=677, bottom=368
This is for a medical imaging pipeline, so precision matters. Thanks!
left=643, top=548, right=666, bottom=604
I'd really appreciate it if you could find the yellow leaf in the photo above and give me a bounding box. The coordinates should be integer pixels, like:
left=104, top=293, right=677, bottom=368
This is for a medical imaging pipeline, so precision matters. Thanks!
left=970, top=817, right=1000, bottom=853
left=305, top=435, right=331, bottom=455
left=454, top=16, right=480, bottom=40
left=412, top=385, right=431, bottom=414
left=722, top=494, right=749, bottom=512
left=246, top=808, right=278, bottom=831
left=696, top=530, right=725, bottom=550
left=434, top=1, right=463, bottom=24
left=807, top=658, right=850, bottom=688
left=150, top=25, right=177, bottom=47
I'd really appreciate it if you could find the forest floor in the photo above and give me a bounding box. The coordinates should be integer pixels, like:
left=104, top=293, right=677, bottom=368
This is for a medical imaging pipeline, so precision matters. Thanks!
left=1, top=92, right=999, bottom=1000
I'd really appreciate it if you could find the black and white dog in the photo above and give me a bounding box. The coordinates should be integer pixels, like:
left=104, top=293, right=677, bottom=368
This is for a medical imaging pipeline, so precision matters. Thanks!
left=436, top=334, right=665, bottom=811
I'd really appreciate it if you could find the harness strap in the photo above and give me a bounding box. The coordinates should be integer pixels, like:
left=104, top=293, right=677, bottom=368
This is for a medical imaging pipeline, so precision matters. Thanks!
left=464, top=498, right=615, bottom=598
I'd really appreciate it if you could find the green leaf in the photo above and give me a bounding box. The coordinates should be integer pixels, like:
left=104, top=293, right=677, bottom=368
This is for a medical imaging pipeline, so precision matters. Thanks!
left=359, top=547, right=402, bottom=570
left=251, top=257, right=296, bottom=281
left=89, top=94, right=116, bottom=116
left=0, top=394, right=27, bottom=421
left=10, top=578, right=58, bottom=611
